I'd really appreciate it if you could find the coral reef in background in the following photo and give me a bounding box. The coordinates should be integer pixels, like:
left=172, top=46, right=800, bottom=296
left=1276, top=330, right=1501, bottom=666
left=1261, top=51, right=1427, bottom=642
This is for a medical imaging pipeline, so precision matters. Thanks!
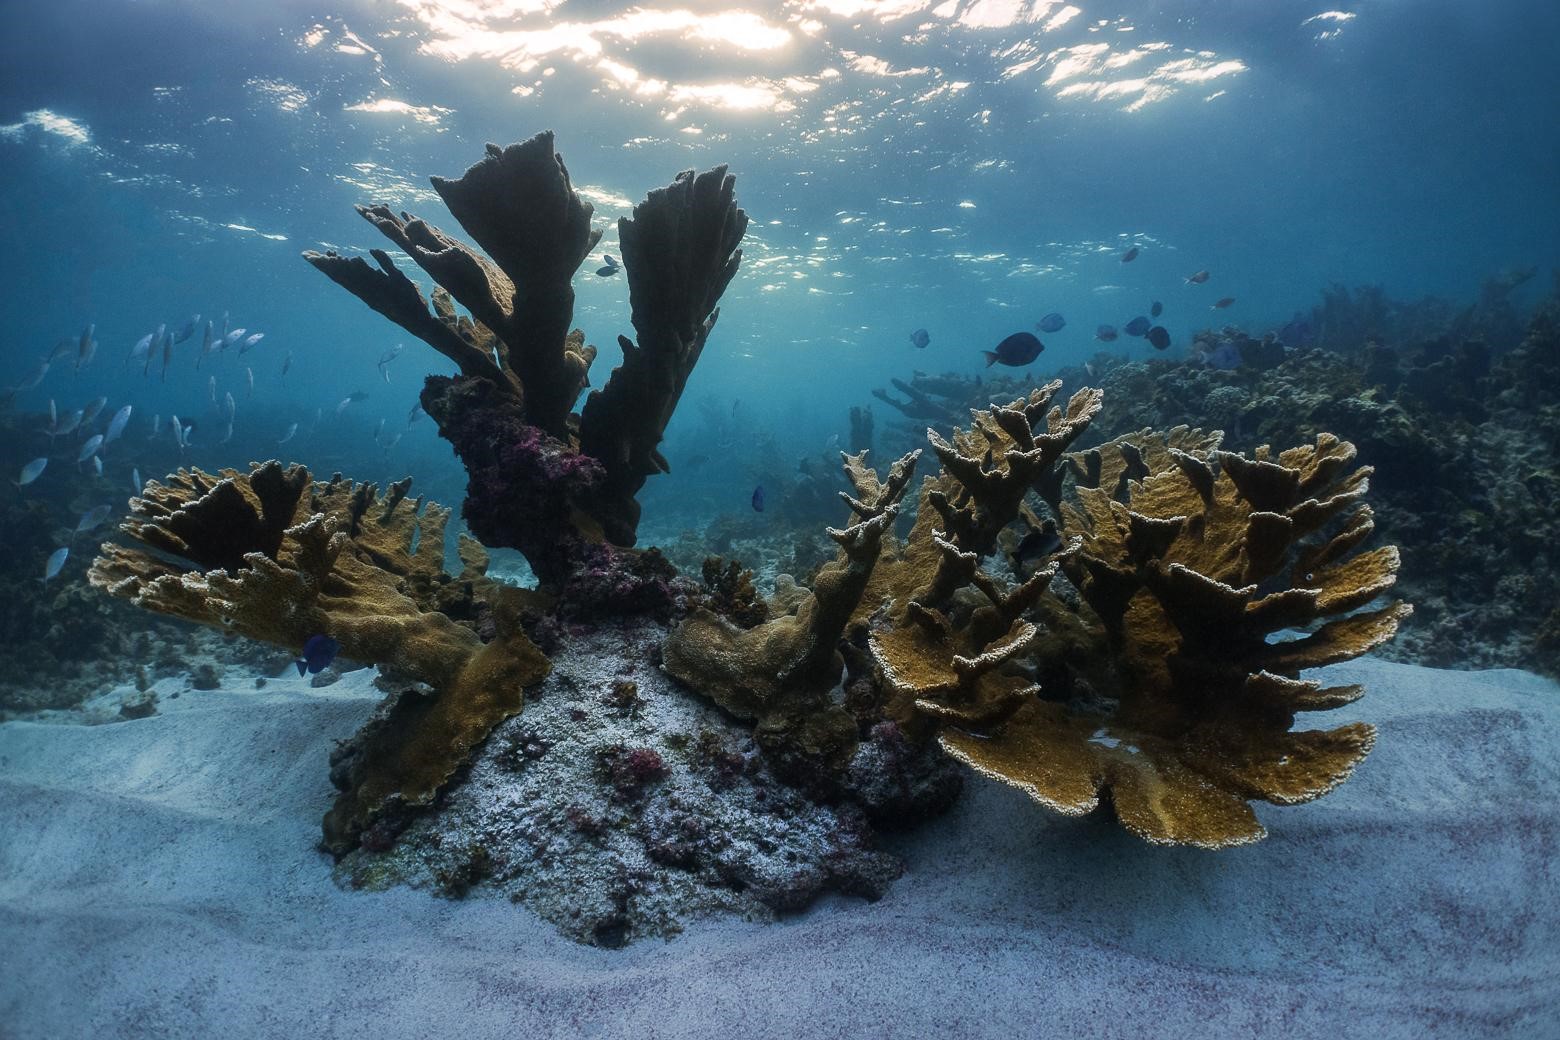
left=88, top=461, right=552, bottom=854
left=305, top=131, right=746, bottom=604
left=1047, top=273, right=1559, bottom=676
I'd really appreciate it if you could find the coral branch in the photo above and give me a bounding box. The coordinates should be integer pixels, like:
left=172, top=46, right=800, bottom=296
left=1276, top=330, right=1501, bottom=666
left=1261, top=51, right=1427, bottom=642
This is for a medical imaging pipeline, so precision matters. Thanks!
left=578, top=165, right=747, bottom=545
left=89, top=462, right=551, bottom=855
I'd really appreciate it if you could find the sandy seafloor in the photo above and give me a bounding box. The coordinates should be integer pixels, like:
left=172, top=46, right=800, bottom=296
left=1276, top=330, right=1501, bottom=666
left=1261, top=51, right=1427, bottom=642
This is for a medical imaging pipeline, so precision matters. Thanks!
left=0, top=655, right=1556, bottom=1040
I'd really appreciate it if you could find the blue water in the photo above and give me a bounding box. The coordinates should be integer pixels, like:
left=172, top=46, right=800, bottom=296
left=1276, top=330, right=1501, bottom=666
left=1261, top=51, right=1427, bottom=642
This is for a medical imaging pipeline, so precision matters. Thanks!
left=2, top=0, right=1557, bottom=530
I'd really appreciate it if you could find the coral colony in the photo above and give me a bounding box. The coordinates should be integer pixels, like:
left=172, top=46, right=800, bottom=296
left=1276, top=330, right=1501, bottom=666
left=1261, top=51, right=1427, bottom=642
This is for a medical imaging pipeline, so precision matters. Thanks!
left=89, top=131, right=1412, bottom=942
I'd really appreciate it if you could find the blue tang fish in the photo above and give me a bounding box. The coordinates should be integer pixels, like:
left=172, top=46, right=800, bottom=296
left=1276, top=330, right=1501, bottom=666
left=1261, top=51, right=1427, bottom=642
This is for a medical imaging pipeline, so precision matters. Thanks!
left=983, top=332, right=1044, bottom=368
left=1035, top=313, right=1066, bottom=334
left=296, top=634, right=341, bottom=676
left=1124, top=317, right=1152, bottom=338
left=908, top=328, right=930, bottom=349
left=1146, top=326, right=1172, bottom=351
left=751, top=485, right=765, bottom=512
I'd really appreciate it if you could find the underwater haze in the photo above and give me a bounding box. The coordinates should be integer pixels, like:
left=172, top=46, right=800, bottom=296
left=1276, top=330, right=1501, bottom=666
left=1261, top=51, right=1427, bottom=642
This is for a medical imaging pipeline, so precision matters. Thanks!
left=3, top=2, right=1560, bottom=1037
left=3, top=0, right=1557, bottom=519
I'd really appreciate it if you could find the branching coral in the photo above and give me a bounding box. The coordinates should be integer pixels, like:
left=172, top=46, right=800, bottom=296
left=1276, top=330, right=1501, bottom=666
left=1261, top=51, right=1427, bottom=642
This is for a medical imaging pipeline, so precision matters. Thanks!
left=304, top=131, right=746, bottom=594
left=663, top=449, right=920, bottom=778
left=938, top=430, right=1410, bottom=848
left=89, top=461, right=551, bottom=854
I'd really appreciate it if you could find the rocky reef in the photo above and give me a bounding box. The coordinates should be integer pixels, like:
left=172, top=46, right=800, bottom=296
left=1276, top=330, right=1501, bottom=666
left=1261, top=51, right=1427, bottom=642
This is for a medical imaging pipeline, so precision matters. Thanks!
left=90, top=131, right=1415, bottom=944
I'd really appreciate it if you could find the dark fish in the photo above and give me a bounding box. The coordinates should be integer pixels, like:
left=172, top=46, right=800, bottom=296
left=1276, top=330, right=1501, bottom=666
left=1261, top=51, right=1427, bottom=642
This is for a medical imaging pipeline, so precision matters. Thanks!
left=908, top=328, right=930, bottom=349
left=1279, top=318, right=1313, bottom=346
left=751, top=485, right=765, bottom=512
left=1212, top=297, right=1236, bottom=309
left=1124, top=316, right=1151, bottom=337
left=1012, top=521, right=1063, bottom=572
left=1145, top=325, right=1172, bottom=350
left=595, top=254, right=621, bottom=278
left=295, top=634, right=340, bottom=676
left=1150, top=300, right=1163, bottom=318
left=1121, top=246, right=1139, bottom=263
left=1185, top=270, right=1210, bottom=284
left=982, top=331, right=1044, bottom=368
left=1035, top=312, right=1066, bottom=334
left=1095, top=325, right=1119, bottom=342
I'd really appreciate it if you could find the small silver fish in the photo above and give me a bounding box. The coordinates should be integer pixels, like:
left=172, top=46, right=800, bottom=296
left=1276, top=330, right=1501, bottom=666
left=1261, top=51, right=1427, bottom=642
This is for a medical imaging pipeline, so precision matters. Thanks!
left=75, top=504, right=111, bottom=534
left=245, top=367, right=254, bottom=398
left=130, top=332, right=153, bottom=364
left=198, top=320, right=215, bottom=367
left=373, top=418, right=385, bottom=444
left=132, top=467, right=142, bottom=493
left=77, top=434, right=104, bottom=463
left=54, top=409, right=83, bottom=437
left=173, top=315, right=200, bottom=344
left=225, top=391, right=236, bottom=421
left=209, top=376, right=218, bottom=405
left=143, top=325, right=165, bottom=377
left=377, top=343, right=404, bottom=382
left=92, top=456, right=102, bottom=477
left=47, top=339, right=75, bottom=363
left=238, top=332, right=264, bottom=356
left=220, top=421, right=233, bottom=445
left=172, top=413, right=186, bottom=451
left=161, top=333, right=173, bottom=382
left=151, top=413, right=162, bottom=437
left=80, top=396, right=108, bottom=428
left=407, top=402, right=423, bottom=426
left=223, top=328, right=247, bottom=350
left=278, top=422, right=298, bottom=445
left=14, top=457, right=47, bottom=487
left=18, top=360, right=50, bottom=390
left=76, top=324, right=96, bottom=372
left=379, top=431, right=402, bottom=451
left=42, top=546, right=68, bottom=584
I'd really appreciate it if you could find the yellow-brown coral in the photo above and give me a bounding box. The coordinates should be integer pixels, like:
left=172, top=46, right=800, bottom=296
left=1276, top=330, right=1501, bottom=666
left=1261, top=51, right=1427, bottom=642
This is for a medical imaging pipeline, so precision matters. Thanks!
left=939, top=430, right=1410, bottom=848
left=662, top=449, right=919, bottom=775
left=89, top=461, right=551, bottom=854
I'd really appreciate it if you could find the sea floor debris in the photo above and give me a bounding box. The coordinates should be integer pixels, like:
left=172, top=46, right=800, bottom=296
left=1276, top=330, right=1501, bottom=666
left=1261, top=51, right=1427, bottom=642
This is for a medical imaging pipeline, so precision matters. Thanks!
left=337, top=618, right=902, bottom=947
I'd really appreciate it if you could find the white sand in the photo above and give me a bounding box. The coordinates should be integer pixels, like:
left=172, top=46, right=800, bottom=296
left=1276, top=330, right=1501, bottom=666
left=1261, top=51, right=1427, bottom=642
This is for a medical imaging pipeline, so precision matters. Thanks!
left=1, top=657, right=1557, bottom=1039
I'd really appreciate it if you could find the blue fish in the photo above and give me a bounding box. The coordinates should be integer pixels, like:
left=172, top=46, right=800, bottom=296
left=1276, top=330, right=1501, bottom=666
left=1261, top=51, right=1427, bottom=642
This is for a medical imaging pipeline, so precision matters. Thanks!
left=595, top=254, right=621, bottom=277
left=42, top=546, right=68, bottom=584
left=751, top=486, right=765, bottom=512
left=296, top=634, right=341, bottom=676
left=14, top=457, right=47, bottom=487
left=908, top=328, right=930, bottom=349
left=1150, top=300, right=1163, bottom=318
left=983, top=332, right=1044, bottom=368
left=1124, top=317, right=1152, bottom=338
left=1095, top=325, right=1119, bottom=342
left=1035, top=313, right=1066, bottom=334
left=1120, top=245, right=1139, bottom=263
left=1146, top=326, right=1172, bottom=351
